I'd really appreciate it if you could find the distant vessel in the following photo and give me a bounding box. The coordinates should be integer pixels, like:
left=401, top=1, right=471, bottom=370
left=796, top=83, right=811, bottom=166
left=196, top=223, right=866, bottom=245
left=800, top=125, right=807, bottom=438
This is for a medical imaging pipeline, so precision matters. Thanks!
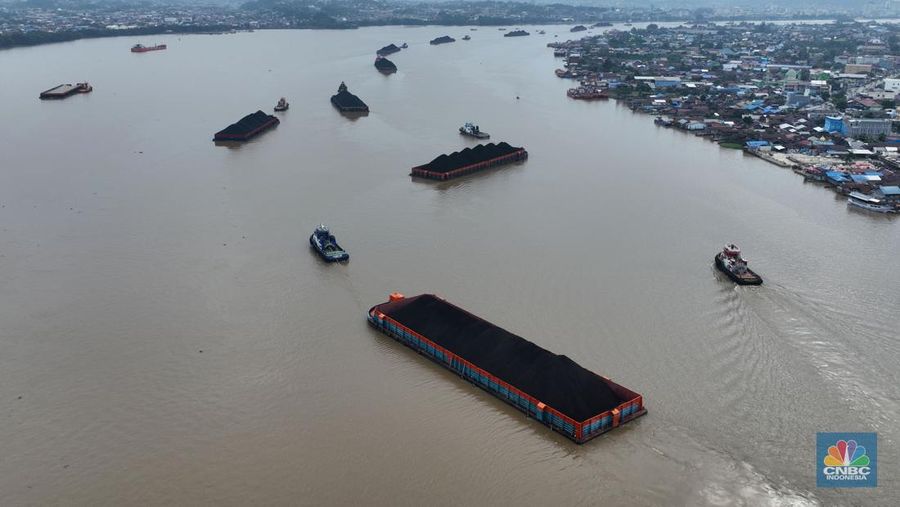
left=374, top=56, right=397, bottom=74
left=377, top=43, right=401, bottom=56
left=39, top=82, right=92, bottom=99
left=555, top=68, right=571, bottom=78
left=567, top=87, right=609, bottom=100
left=504, top=30, right=530, bottom=37
left=459, top=122, right=490, bottom=139
left=430, top=35, right=456, bottom=45
left=310, top=225, right=349, bottom=262
left=714, top=244, right=763, bottom=285
left=274, top=97, right=289, bottom=112
left=553, top=48, right=567, bottom=57
left=847, top=191, right=897, bottom=213
left=131, top=43, right=167, bottom=53
left=593, top=22, right=613, bottom=27
left=538, top=30, right=546, bottom=35
left=462, top=35, right=471, bottom=41
left=570, top=25, right=587, bottom=32
left=401, top=42, right=408, bottom=48
left=331, top=82, right=369, bottom=113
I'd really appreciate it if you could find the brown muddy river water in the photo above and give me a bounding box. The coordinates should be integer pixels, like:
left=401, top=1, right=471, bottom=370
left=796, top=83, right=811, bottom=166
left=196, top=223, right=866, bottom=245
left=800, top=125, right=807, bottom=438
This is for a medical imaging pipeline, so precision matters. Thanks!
left=0, top=24, right=897, bottom=506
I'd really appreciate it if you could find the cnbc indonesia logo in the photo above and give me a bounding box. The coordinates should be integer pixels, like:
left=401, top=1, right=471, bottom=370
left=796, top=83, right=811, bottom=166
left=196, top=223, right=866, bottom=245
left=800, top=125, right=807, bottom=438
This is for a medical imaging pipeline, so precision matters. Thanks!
left=817, top=433, right=877, bottom=488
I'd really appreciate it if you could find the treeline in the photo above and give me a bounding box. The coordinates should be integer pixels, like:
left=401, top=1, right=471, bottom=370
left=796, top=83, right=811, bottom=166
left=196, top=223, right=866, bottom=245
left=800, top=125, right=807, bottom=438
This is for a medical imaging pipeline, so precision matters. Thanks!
left=0, top=24, right=240, bottom=50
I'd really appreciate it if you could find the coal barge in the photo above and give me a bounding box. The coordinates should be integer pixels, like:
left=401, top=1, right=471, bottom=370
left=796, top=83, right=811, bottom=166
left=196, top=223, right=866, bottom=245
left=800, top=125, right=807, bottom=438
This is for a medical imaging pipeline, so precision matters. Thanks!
left=374, top=56, right=397, bottom=74
left=213, top=110, right=279, bottom=142
left=331, top=82, right=369, bottom=113
left=430, top=35, right=456, bottom=45
left=411, top=142, right=527, bottom=181
left=377, top=43, right=401, bottom=56
left=368, top=293, right=646, bottom=443
left=39, top=82, right=93, bottom=99
left=504, top=30, right=530, bottom=37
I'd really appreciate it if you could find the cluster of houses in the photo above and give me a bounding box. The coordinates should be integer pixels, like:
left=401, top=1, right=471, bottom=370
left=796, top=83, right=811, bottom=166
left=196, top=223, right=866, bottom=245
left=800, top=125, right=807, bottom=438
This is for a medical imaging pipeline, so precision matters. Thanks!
left=549, top=21, right=900, bottom=212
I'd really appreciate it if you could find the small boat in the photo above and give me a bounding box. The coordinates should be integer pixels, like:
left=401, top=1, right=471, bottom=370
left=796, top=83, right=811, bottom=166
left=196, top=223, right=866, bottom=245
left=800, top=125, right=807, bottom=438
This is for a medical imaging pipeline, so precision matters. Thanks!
left=310, top=225, right=349, bottom=262
left=274, top=97, right=289, bottom=112
left=459, top=122, right=490, bottom=139
left=715, top=244, right=762, bottom=285
left=553, top=48, right=567, bottom=57
left=462, top=35, right=471, bottom=41
left=847, top=191, right=897, bottom=213
left=538, top=30, right=546, bottom=35
left=400, top=42, right=408, bottom=48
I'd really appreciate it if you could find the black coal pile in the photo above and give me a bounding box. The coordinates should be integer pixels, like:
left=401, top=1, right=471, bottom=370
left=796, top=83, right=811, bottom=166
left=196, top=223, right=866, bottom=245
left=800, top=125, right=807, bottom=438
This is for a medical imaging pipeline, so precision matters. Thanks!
left=380, top=294, right=623, bottom=421
left=331, top=82, right=369, bottom=112
left=214, top=110, right=278, bottom=140
left=377, top=44, right=401, bottom=56
left=422, top=142, right=521, bottom=173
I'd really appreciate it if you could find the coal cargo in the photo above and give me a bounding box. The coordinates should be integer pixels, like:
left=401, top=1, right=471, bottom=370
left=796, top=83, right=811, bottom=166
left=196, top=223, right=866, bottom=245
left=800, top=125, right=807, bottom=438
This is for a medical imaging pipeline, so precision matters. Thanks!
left=411, top=142, right=528, bottom=181
left=368, top=293, right=646, bottom=443
left=331, top=81, right=369, bottom=113
left=213, top=110, right=279, bottom=142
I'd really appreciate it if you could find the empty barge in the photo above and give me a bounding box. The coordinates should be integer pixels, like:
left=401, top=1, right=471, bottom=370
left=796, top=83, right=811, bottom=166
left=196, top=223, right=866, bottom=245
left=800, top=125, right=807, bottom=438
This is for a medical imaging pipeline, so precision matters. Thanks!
left=411, top=142, right=527, bottom=181
left=368, top=293, right=646, bottom=444
left=213, top=110, right=279, bottom=142
left=39, top=82, right=93, bottom=99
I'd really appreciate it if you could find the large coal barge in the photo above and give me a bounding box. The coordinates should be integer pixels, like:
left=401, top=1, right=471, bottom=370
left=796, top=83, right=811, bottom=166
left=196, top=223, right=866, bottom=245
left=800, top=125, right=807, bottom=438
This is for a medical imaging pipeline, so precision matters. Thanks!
left=411, top=142, right=527, bottom=181
left=368, top=293, right=646, bottom=443
left=213, top=110, right=279, bottom=142
left=331, top=82, right=369, bottom=113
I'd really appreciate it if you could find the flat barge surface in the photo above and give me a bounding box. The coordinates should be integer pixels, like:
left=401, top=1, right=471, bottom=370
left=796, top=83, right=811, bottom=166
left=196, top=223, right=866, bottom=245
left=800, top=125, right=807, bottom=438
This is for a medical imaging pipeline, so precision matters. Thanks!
left=368, top=293, right=646, bottom=443
left=39, top=82, right=92, bottom=99
left=411, top=142, right=527, bottom=181
left=213, top=110, right=279, bottom=142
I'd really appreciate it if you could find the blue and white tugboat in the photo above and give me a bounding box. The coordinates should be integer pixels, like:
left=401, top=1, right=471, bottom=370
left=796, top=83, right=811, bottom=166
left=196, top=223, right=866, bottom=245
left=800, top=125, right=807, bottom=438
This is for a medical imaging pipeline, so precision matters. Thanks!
left=459, top=122, right=490, bottom=139
left=715, top=244, right=762, bottom=285
left=310, top=224, right=349, bottom=262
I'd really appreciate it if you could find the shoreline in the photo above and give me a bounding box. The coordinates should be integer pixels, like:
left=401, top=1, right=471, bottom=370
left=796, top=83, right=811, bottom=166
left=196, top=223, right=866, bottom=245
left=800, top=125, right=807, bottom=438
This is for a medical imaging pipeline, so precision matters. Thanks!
left=5, top=17, right=900, bottom=52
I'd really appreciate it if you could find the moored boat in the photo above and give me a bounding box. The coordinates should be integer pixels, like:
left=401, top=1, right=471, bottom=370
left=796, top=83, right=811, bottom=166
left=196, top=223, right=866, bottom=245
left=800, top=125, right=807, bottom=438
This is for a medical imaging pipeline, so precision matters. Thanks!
left=274, top=97, right=289, bottom=112
left=310, top=225, right=349, bottom=262
left=714, top=244, right=762, bottom=285
left=459, top=122, right=490, bottom=139
left=847, top=191, right=897, bottom=213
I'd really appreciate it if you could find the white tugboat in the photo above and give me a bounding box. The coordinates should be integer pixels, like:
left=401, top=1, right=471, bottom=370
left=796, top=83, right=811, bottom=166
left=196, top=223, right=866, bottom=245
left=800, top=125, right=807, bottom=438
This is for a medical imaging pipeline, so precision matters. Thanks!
left=714, top=244, right=763, bottom=285
left=274, top=97, right=289, bottom=112
left=459, top=122, right=490, bottom=139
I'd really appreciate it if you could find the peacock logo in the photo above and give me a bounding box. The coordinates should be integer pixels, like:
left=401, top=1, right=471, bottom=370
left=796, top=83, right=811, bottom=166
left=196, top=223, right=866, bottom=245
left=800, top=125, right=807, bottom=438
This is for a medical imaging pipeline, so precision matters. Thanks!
left=817, top=433, right=877, bottom=488
left=823, top=440, right=870, bottom=467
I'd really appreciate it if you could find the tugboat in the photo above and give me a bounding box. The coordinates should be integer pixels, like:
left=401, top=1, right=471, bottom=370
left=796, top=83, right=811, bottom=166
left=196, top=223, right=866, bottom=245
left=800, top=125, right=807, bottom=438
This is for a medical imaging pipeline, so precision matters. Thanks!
left=459, top=122, right=490, bottom=139
left=400, top=42, right=408, bottom=48
left=310, top=225, right=349, bottom=262
left=462, top=35, right=471, bottom=41
left=274, top=97, right=289, bottom=112
left=715, top=244, right=762, bottom=285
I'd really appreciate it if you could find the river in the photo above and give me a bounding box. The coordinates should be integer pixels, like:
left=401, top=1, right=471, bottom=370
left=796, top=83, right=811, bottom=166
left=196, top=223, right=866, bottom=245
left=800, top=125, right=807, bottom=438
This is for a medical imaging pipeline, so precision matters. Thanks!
left=0, top=24, right=897, bottom=506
